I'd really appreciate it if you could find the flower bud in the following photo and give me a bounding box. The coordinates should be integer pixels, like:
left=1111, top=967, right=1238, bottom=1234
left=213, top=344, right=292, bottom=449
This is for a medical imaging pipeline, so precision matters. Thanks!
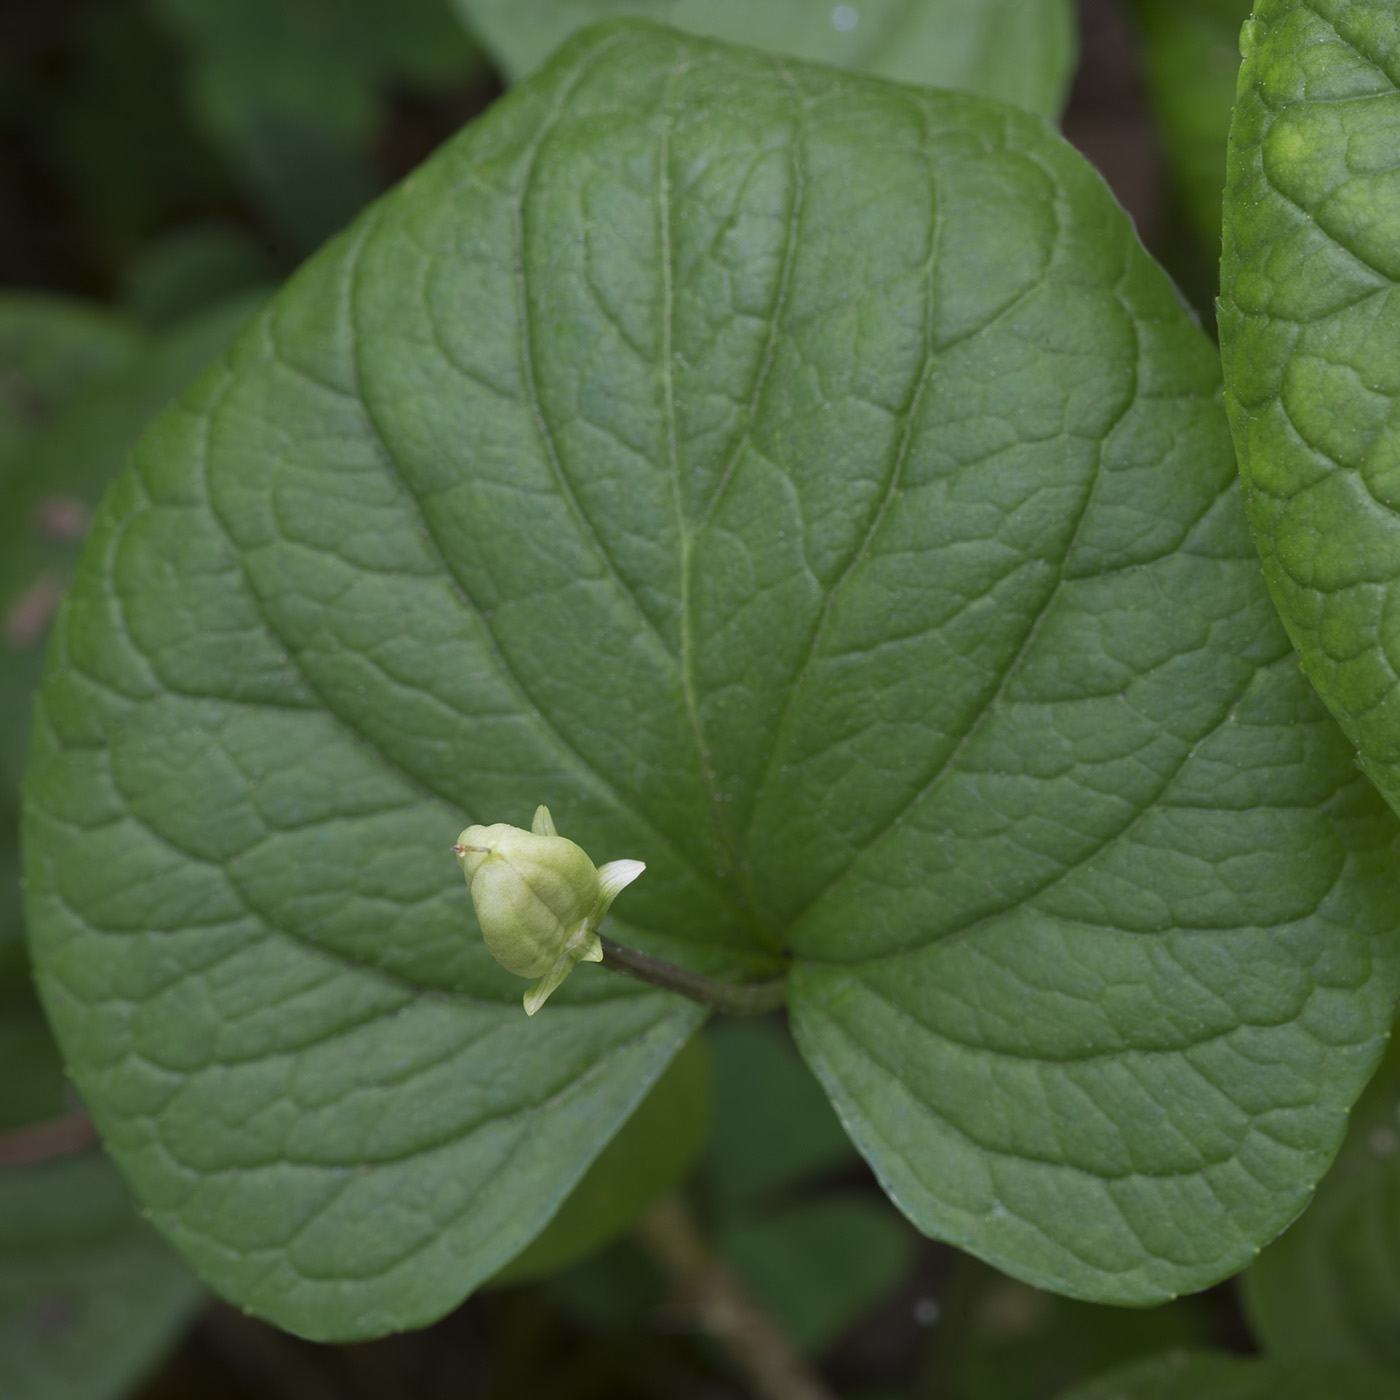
left=453, top=805, right=645, bottom=1015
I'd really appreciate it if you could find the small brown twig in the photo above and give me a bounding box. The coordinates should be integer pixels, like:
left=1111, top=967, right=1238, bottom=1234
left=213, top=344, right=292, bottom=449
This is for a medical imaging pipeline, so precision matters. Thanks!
left=0, top=1111, right=99, bottom=1167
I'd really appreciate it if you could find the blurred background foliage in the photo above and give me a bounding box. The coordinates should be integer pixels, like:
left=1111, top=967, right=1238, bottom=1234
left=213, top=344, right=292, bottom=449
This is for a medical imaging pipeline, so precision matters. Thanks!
left=0, top=0, right=1363, bottom=1397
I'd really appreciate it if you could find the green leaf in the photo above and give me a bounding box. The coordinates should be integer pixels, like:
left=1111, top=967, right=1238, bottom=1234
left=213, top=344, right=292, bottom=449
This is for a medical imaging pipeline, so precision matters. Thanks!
left=0, top=999, right=69, bottom=1130
left=0, top=294, right=258, bottom=1392
left=704, top=1017, right=857, bottom=1211
left=23, top=18, right=1400, bottom=1336
left=1130, top=0, right=1250, bottom=250
left=491, top=1029, right=711, bottom=1283
left=0, top=1153, right=204, bottom=1400
left=720, top=1194, right=917, bottom=1354
left=0, top=295, right=141, bottom=474
left=1057, top=1350, right=1400, bottom=1400
left=121, top=222, right=272, bottom=330
left=951, top=1276, right=1211, bottom=1400
left=149, top=0, right=484, bottom=249
left=2, top=292, right=267, bottom=798
left=0, top=294, right=143, bottom=982
left=1, top=293, right=259, bottom=985
left=451, top=0, right=1075, bottom=117
left=1220, top=0, right=1400, bottom=819
left=1243, top=1039, right=1400, bottom=1367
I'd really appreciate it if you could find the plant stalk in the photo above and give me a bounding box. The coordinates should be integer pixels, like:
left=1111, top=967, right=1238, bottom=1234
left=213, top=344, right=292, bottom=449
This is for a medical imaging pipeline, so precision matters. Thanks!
left=597, top=935, right=786, bottom=1014
left=0, top=1111, right=99, bottom=1167
left=635, top=1194, right=838, bottom=1400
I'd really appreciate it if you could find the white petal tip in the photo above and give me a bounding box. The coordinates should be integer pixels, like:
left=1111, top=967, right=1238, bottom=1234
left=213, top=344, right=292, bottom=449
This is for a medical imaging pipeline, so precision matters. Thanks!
left=597, top=859, right=646, bottom=905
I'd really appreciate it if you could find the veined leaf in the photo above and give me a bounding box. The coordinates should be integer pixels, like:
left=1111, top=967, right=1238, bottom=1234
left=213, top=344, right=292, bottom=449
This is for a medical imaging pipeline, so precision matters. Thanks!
left=22, top=19, right=1400, bottom=1337
left=1220, top=0, right=1400, bottom=819
left=451, top=0, right=1075, bottom=117
left=490, top=1029, right=711, bottom=1284
left=2, top=292, right=264, bottom=985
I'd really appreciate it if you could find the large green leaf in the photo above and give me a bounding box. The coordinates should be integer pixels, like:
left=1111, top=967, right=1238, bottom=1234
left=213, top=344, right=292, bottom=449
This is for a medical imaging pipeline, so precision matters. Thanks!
left=1220, top=0, right=1400, bottom=818
left=451, top=0, right=1075, bottom=117
left=1059, top=1350, right=1400, bottom=1400
left=1130, top=0, right=1250, bottom=250
left=23, top=19, right=1400, bottom=1338
left=1243, top=1040, right=1400, bottom=1367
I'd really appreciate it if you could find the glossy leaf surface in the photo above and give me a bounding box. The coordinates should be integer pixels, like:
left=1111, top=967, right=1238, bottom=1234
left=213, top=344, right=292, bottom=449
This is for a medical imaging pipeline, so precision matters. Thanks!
left=23, top=20, right=1400, bottom=1336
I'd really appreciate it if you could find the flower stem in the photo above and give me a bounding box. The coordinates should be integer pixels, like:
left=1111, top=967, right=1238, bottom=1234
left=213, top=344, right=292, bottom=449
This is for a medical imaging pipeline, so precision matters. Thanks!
left=597, top=935, right=787, bottom=1015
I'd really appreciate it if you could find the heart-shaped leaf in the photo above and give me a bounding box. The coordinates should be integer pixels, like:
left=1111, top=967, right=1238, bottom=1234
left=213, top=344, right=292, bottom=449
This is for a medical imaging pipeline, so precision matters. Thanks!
left=1220, top=0, right=1400, bottom=819
left=23, top=19, right=1400, bottom=1337
left=1058, top=1351, right=1400, bottom=1400
left=451, top=0, right=1075, bottom=117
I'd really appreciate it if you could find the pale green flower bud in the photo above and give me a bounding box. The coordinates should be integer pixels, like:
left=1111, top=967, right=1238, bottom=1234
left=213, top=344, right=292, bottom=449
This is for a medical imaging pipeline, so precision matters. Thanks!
left=453, top=805, right=645, bottom=1015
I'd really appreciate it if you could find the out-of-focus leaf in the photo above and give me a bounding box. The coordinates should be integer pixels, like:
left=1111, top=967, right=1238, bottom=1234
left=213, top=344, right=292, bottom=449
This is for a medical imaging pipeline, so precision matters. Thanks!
left=1058, top=1350, right=1400, bottom=1400
left=493, top=1032, right=711, bottom=1284
left=0, top=1000, right=68, bottom=1132
left=121, top=223, right=272, bottom=331
left=546, top=1238, right=661, bottom=1329
left=952, top=1274, right=1213, bottom=1400
left=453, top=0, right=1075, bottom=117
left=40, top=8, right=230, bottom=271
left=148, top=0, right=484, bottom=250
left=1244, top=1040, right=1400, bottom=1368
left=0, top=297, right=142, bottom=473
left=1131, top=0, right=1249, bottom=251
left=704, top=1017, right=856, bottom=1211
left=0, top=1153, right=204, bottom=1400
left=721, top=1194, right=916, bottom=1355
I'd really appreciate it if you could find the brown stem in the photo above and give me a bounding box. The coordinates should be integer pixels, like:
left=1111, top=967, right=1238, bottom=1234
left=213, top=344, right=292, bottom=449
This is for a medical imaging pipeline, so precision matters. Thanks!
left=598, top=936, right=787, bottom=1015
left=0, top=1111, right=99, bottom=1167
left=634, top=1194, right=839, bottom=1400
